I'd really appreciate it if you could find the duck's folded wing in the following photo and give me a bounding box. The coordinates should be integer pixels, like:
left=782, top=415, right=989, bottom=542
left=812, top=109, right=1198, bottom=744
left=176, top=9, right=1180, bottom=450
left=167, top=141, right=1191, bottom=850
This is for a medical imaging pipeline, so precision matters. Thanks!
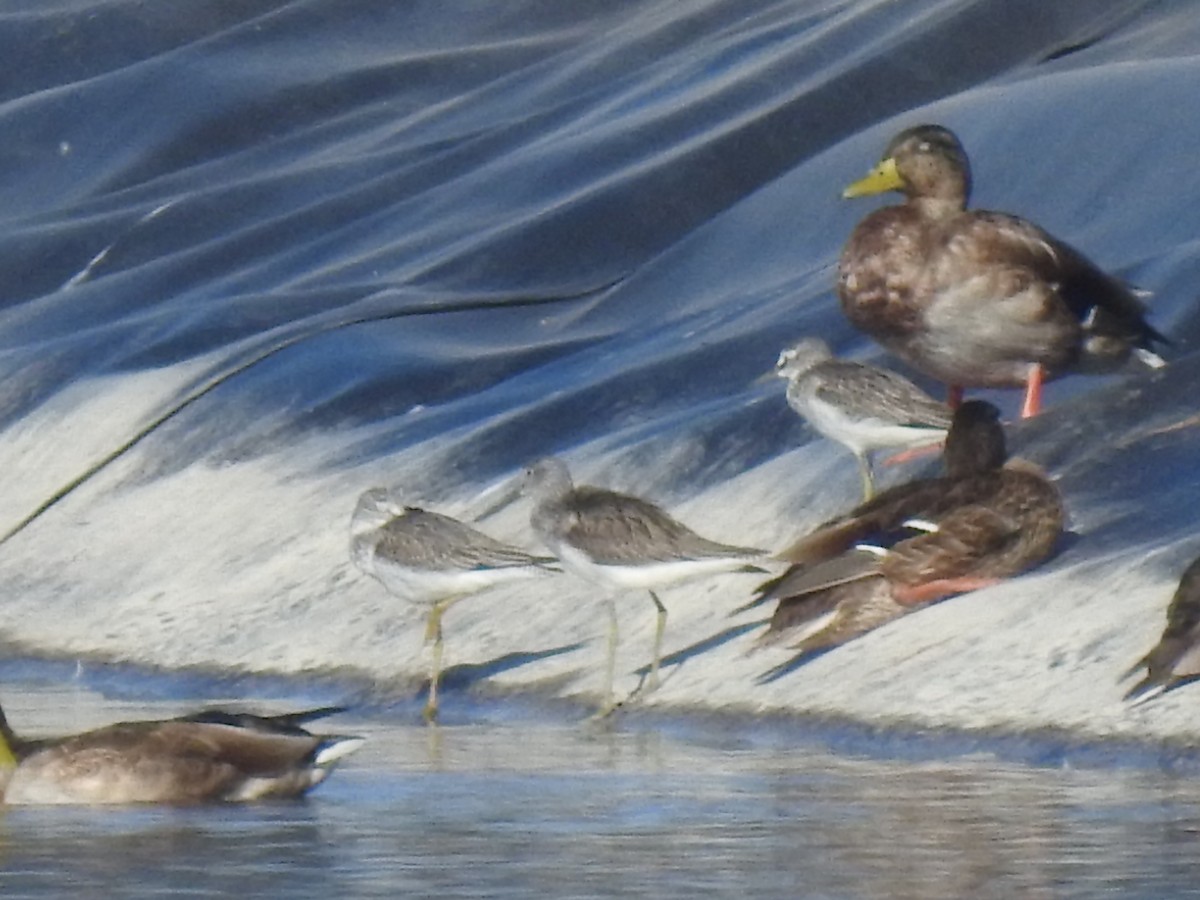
left=881, top=504, right=1018, bottom=585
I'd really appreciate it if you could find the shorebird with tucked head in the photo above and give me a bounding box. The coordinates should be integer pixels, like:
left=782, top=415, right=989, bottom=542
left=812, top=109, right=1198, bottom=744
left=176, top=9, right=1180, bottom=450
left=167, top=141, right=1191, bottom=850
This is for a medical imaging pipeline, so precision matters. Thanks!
left=1123, top=554, right=1200, bottom=703
left=742, top=401, right=1064, bottom=661
left=773, top=336, right=951, bottom=499
left=519, top=457, right=766, bottom=714
left=350, top=487, right=559, bottom=722
left=839, top=124, right=1166, bottom=417
left=0, top=701, right=362, bottom=805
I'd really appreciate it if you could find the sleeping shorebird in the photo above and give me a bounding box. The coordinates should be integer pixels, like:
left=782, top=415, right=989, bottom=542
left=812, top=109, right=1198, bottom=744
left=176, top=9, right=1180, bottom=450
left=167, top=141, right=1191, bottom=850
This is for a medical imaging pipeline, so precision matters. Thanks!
left=350, top=487, right=559, bottom=722
left=0, top=701, right=362, bottom=805
left=519, top=457, right=766, bottom=714
left=773, top=337, right=951, bottom=499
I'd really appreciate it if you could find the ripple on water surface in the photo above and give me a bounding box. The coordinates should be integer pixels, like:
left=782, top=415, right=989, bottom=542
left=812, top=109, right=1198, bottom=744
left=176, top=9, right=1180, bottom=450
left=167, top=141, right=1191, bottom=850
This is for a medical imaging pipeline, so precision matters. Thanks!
left=3, top=679, right=1200, bottom=898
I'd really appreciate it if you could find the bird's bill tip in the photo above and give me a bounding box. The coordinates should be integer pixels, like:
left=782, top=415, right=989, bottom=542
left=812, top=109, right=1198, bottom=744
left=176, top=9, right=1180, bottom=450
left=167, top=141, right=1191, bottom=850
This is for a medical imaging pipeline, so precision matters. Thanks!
left=842, top=157, right=902, bottom=199
left=752, top=368, right=780, bottom=387
left=469, top=476, right=524, bottom=522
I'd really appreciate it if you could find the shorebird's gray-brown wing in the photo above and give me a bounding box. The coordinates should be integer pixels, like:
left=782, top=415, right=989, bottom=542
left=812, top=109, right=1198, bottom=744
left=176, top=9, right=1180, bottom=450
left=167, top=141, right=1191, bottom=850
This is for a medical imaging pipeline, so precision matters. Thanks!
left=562, top=488, right=762, bottom=564
left=812, top=360, right=951, bottom=428
left=374, top=508, right=556, bottom=572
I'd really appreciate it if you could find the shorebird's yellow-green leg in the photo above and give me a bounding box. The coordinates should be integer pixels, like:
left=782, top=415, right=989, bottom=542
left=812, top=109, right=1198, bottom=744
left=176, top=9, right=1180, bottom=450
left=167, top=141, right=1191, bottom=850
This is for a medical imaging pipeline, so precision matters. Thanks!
left=647, top=591, right=667, bottom=691
left=856, top=453, right=876, bottom=501
left=598, top=597, right=619, bottom=717
left=422, top=596, right=461, bottom=724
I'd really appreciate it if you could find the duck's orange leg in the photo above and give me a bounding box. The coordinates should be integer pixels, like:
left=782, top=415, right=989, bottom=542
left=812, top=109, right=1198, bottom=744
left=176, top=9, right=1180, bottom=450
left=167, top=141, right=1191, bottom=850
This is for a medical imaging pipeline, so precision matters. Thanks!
left=1020, top=364, right=1045, bottom=419
left=893, top=576, right=1003, bottom=606
left=880, top=442, right=945, bottom=468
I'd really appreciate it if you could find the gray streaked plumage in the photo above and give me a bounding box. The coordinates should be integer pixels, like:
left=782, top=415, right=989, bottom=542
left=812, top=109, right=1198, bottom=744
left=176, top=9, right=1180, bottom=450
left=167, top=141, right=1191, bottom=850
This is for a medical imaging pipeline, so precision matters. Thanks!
left=350, top=487, right=558, bottom=721
left=775, top=337, right=951, bottom=499
left=0, top=702, right=361, bottom=805
left=521, top=457, right=765, bottom=711
left=1124, top=555, right=1200, bottom=702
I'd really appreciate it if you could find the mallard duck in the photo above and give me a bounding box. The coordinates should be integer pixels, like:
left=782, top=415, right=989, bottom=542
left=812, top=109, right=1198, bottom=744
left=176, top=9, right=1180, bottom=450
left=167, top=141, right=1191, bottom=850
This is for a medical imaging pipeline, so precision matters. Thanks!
left=742, top=401, right=1064, bottom=653
left=1123, top=554, right=1200, bottom=702
left=350, top=488, right=560, bottom=722
left=521, top=457, right=766, bottom=713
left=773, top=337, right=951, bottom=499
left=0, top=702, right=362, bottom=805
left=839, top=124, right=1166, bottom=417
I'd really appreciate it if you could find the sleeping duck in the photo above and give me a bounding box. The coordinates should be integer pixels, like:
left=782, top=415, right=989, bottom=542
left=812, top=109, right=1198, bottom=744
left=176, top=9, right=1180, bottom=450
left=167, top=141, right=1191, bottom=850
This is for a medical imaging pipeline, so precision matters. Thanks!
left=742, top=401, right=1064, bottom=656
left=0, top=700, right=363, bottom=805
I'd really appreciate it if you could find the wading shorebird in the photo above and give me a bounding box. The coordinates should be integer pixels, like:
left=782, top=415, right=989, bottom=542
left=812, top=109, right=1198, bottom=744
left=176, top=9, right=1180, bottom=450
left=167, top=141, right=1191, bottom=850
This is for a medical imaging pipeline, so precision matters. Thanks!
left=520, top=457, right=766, bottom=714
left=350, top=487, right=559, bottom=722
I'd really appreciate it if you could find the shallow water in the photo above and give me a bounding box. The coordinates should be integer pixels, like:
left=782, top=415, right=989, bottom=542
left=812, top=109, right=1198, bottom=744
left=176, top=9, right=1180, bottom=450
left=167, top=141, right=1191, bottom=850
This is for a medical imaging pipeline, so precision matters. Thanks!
left=4, top=678, right=1200, bottom=898
left=3, top=3, right=1200, bottom=892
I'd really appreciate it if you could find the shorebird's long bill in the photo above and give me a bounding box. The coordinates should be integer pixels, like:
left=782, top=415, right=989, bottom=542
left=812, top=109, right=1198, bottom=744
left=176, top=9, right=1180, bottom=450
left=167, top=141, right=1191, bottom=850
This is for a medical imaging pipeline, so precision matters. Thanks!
left=469, top=476, right=524, bottom=522
left=842, top=156, right=902, bottom=198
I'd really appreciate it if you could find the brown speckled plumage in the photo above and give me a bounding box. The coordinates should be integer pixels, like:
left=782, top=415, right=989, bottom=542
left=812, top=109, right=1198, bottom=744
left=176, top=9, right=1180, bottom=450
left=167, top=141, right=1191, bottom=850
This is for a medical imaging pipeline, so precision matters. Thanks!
left=746, top=401, right=1064, bottom=653
left=0, top=703, right=361, bottom=805
left=839, top=124, right=1166, bottom=413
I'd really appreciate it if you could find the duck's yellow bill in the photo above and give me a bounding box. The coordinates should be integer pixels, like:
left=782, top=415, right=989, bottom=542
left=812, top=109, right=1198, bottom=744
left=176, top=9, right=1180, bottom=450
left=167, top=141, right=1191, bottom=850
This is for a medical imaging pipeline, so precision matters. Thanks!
left=842, top=156, right=902, bottom=198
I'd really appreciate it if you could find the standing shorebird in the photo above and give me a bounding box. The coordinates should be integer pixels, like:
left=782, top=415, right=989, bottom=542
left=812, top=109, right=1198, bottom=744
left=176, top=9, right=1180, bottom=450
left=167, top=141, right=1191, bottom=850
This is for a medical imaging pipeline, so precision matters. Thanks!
left=520, top=457, right=766, bottom=714
left=773, top=337, right=951, bottom=499
left=1123, top=554, right=1200, bottom=703
left=350, top=487, right=559, bottom=722
left=0, top=701, right=362, bottom=804
left=743, top=401, right=1064, bottom=657
left=838, top=124, right=1166, bottom=417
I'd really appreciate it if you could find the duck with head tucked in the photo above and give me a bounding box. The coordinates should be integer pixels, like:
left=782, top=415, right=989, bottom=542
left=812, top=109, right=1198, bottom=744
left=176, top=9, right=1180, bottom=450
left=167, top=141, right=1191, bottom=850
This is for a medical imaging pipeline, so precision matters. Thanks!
left=741, top=401, right=1065, bottom=657
left=0, top=701, right=362, bottom=805
left=838, top=124, right=1167, bottom=417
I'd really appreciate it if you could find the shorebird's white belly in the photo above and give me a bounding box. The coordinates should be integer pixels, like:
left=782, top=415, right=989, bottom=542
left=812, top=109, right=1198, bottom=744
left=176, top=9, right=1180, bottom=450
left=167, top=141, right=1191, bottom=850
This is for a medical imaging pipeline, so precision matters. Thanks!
left=804, top=394, right=945, bottom=455
left=369, top=556, right=549, bottom=605
left=553, top=543, right=753, bottom=591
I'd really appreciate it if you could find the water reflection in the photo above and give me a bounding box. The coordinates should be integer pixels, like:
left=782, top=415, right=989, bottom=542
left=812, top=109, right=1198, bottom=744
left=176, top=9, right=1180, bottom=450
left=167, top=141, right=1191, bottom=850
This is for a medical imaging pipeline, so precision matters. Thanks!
left=3, top=686, right=1200, bottom=897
